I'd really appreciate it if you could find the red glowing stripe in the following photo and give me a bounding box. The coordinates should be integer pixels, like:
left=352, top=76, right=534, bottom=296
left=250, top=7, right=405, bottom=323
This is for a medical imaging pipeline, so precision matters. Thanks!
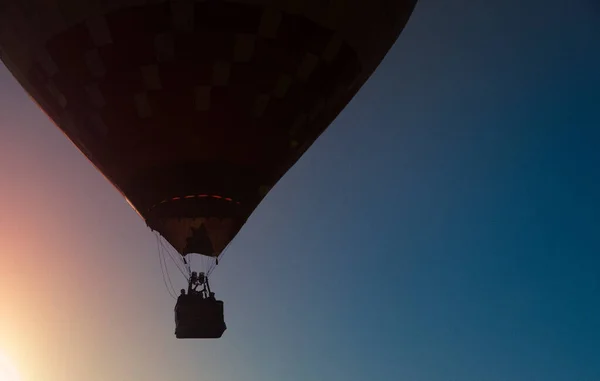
left=149, top=193, right=240, bottom=211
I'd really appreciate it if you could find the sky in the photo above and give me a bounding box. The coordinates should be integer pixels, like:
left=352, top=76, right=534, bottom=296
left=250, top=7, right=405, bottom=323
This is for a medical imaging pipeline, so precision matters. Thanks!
left=0, top=0, right=599, bottom=380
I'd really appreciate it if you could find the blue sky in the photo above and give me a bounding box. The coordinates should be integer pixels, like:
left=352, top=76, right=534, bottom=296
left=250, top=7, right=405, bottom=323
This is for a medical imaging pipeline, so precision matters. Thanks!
left=1, top=0, right=599, bottom=380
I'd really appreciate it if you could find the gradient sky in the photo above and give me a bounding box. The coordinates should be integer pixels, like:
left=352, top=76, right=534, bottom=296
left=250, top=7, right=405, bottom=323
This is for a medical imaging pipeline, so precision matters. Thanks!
left=1, top=0, right=599, bottom=380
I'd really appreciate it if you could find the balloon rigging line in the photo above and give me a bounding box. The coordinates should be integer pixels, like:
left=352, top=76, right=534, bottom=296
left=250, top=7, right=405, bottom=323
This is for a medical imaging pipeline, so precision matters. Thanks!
left=207, top=241, right=233, bottom=277
left=160, top=238, right=179, bottom=297
left=156, top=234, right=177, bottom=300
left=158, top=235, right=190, bottom=280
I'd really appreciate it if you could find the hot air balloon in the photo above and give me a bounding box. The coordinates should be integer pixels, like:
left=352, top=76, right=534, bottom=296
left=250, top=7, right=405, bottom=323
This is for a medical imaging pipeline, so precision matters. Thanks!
left=0, top=0, right=417, bottom=338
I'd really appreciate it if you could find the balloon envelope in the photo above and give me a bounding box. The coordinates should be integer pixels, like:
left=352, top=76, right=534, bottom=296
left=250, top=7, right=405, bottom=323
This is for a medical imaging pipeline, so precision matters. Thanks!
left=0, top=0, right=417, bottom=257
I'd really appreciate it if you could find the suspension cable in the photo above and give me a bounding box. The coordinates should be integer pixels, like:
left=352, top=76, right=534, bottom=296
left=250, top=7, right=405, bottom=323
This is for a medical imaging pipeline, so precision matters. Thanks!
left=156, top=234, right=177, bottom=299
left=206, top=241, right=233, bottom=277
left=183, top=255, right=192, bottom=277
left=157, top=234, right=190, bottom=280
left=169, top=241, right=192, bottom=279
left=159, top=237, right=179, bottom=297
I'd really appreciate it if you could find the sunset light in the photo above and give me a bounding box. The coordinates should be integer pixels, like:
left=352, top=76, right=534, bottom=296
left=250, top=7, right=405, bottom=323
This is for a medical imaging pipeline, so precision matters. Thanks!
left=0, top=352, right=19, bottom=381
left=0, top=0, right=599, bottom=380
